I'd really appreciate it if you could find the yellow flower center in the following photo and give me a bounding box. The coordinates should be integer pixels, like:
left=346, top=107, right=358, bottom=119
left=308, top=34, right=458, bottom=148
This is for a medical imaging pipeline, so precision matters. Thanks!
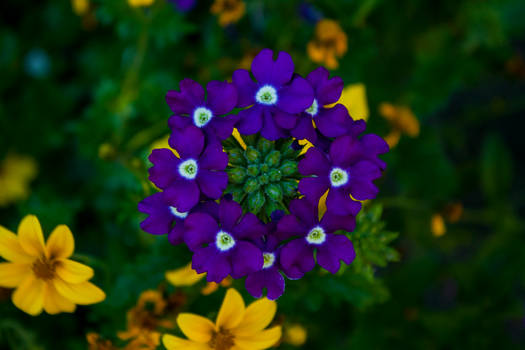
left=32, top=257, right=58, bottom=280
left=209, top=328, right=235, bottom=350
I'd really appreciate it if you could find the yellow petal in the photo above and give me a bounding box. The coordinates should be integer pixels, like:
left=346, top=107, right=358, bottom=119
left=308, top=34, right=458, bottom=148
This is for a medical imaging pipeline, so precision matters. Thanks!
left=162, top=334, right=209, bottom=350
left=17, top=215, right=46, bottom=257
left=166, top=263, right=205, bottom=287
left=216, top=288, right=245, bottom=329
left=235, top=326, right=282, bottom=350
left=201, top=282, right=220, bottom=295
left=46, top=225, right=74, bottom=259
left=0, top=262, right=31, bottom=288
left=0, top=225, right=34, bottom=263
left=177, top=313, right=215, bottom=343
left=234, top=298, right=277, bottom=336
left=55, top=259, right=94, bottom=283
left=43, top=282, right=76, bottom=314
left=53, top=278, right=105, bottom=305
left=232, top=128, right=247, bottom=150
left=12, top=274, right=45, bottom=316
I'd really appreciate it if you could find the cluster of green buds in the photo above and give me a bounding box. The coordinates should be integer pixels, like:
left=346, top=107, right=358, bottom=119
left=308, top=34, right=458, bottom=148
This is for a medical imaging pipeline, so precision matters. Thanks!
left=223, top=134, right=302, bottom=221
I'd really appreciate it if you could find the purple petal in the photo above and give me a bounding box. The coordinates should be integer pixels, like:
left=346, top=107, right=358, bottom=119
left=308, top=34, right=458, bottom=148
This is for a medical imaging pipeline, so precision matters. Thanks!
left=164, top=180, right=200, bottom=212
left=273, top=110, right=298, bottom=129
left=316, top=104, right=351, bottom=138
left=169, top=125, right=205, bottom=159
left=260, top=109, right=286, bottom=140
left=199, top=144, right=228, bottom=170
left=280, top=239, right=315, bottom=279
left=192, top=246, right=217, bottom=273
left=237, top=105, right=263, bottom=135
left=138, top=192, right=174, bottom=235
left=251, top=49, right=294, bottom=86
left=197, top=170, right=228, bottom=199
left=168, top=115, right=192, bottom=131
left=245, top=268, right=285, bottom=300
left=206, top=80, right=238, bottom=115
left=230, top=242, right=263, bottom=278
left=291, top=115, right=317, bottom=143
left=316, top=234, right=355, bottom=274
left=349, top=179, right=379, bottom=201
left=219, top=199, right=243, bottom=231
left=207, top=252, right=232, bottom=283
left=208, top=115, right=238, bottom=140
left=276, top=215, right=306, bottom=241
left=298, top=176, right=329, bottom=203
left=165, top=78, right=204, bottom=114
left=233, top=213, right=265, bottom=240
left=329, top=135, right=361, bottom=168
left=361, top=134, right=389, bottom=170
left=306, top=67, right=329, bottom=91
left=168, top=223, right=186, bottom=245
left=320, top=210, right=358, bottom=232
left=184, top=212, right=218, bottom=251
left=316, top=74, right=343, bottom=106
left=232, top=69, right=257, bottom=107
left=148, top=149, right=180, bottom=189
left=277, top=76, right=314, bottom=114
left=298, top=147, right=330, bottom=176
left=326, top=188, right=361, bottom=216
left=289, top=199, right=318, bottom=228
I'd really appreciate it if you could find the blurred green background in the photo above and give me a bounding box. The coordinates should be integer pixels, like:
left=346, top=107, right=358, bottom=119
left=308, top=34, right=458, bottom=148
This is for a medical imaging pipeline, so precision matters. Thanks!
left=1, top=0, right=524, bottom=349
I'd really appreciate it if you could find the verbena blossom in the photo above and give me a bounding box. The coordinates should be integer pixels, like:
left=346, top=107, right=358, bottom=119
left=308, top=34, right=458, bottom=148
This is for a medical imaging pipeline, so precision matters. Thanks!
left=139, top=48, right=389, bottom=300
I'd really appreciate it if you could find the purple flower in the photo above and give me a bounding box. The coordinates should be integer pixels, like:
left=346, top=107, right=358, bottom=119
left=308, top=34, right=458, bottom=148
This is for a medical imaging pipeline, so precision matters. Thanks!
left=277, top=199, right=356, bottom=278
left=138, top=193, right=218, bottom=245
left=166, top=79, right=238, bottom=143
left=298, top=134, right=384, bottom=216
left=245, top=235, right=286, bottom=300
left=148, top=125, right=228, bottom=212
left=232, top=49, right=314, bottom=140
left=291, top=67, right=351, bottom=143
left=184, top=199, right=265, bottom=282
left=168, top=0, right=196, bottom=12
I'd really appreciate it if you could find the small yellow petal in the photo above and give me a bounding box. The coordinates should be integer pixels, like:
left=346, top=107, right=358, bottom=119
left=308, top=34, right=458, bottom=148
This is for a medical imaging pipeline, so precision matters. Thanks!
left=216, top=288, right=245, bottom=329
left=201, top=282, right=220, bottom=295
left=162, top=334, right=209, bottom=350
left=0, top=225, right=34, bottom=263
left=339, top=84, right=369, bottom=121
left=177, top=313, right=215, bottom=343
left=46, top=225, right=75, bottom=259
left=235, top=326, right=282, bottom=350
left=12, top=274, right=45, bottom=316
left=234, top=298, right=277, bottom=336
left=17, top=215, right=46, bottom=257
left=43, top=282, right=76, bottom=314
left=55, top=259, right=94, bottom=284
left=166, top=263, right=205, bottom=287
left=232, top=128, right=247, bottom=150
left=284, top=324, right=307, bottom=346
left=431, top=214, right=446, bottom=237
left=0, top=262, right=31, bottom=288
left=53, top=278, right=105, bottom=305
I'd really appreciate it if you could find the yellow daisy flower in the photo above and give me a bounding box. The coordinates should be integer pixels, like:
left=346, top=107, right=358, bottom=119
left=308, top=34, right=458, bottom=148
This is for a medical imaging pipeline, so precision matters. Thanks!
left=0, top=153, right=37, bottom=207
left=307, top=19, right=348, bottom=69
left=163, top=288, right=282, bottom=350
left=334, top=84, right=369, bottom=121
left=0, top=215, right=105, bottom=315
left=211, top=0, right=246, bottom=27
left=166, top=262, right=206, bottom=287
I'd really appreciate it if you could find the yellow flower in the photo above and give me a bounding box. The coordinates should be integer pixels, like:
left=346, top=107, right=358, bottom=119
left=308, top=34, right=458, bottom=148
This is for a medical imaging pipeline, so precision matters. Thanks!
left=72, top=0, right=90, bottom=16
left=431, top=214, right=446, bottom=237
left=211, top=0, right=246, bottom=27
left=0, top=153, right=37, bottom=207
left=128, top=0, right=155, bottom=8
left=379, top=103, right=419, bottom=148
left=284, top=324, right=307, bottom=346
left=163, top=288, right=282, bottom=350
left=151, top=135, right=180, bottom=158
left=0, top=215, right=105, bottom=315
left=334, top=84, right=369, bottom=121
left=87, top=333, right=118, bottom=350
left=166, top=263, right=205, bottom=287
left=307, top=19, right=347, bottom=69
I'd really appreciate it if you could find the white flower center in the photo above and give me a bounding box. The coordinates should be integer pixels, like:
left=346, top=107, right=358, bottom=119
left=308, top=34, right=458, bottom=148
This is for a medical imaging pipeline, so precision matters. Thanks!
left=262, top=252, right=276, bottom=269
left=178, top=159, right=198, bottom=180
left=306, top=226, right=326, bottom=245
left=193, top=107, right=214, bottom=127
left=169, top=206, right=188, bottom=219
left=305, top=99, right=319, bottom=116
left=329, top=167, right=349, bottom=187
left=255, top=85, right=278, bottom=105
left=216, top=231, right=236, bottom=251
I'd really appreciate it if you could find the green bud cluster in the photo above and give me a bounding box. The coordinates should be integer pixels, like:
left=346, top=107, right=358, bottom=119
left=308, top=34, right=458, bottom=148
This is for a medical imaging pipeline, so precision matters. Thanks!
left=223, top=135, right=302, bottom=221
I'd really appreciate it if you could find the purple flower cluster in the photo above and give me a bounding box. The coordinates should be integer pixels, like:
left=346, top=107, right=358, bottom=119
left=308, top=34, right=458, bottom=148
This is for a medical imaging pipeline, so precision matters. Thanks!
left=139, top=48, right=389, bottom=300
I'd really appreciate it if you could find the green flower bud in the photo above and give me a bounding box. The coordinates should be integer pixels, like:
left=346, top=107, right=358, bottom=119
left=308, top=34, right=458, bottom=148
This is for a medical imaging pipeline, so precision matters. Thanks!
left=227, top=167, right=246, bottom=184
left=265, top=183, right=283, bottom=202
left=228, top=148, right=245, bottom=165
left=268, top=168, right=282, bottom=182
left=260, top=163, right=270, bottom=173
left=280, top=160, right=298, bottom=176
left=264, top=200, right=284, bottom=219
left=226, top=185, right=244, bottom=202
left=247, top=164, right=259, bottom=177
left=264, top=150, right=281, bottom=167
left=280, top=139, right=295, bottom=158
left=243, top=177, right=259, bottom=193
left=258, top=173, right=269, bottom=185
left=243, top=134, right=258, bottom=146
left=257, top=137, right=274, bottom=155
left=281, top=179, right=298, bottom=197
left=248, top=190, right=265, bottom=214
left=245, top=146, right=260, bottom=163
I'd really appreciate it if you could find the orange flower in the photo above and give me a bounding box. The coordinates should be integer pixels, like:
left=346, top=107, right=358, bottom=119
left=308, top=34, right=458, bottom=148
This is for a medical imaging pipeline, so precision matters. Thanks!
left=211, top=0, right=246, bottom=27
left=307, top=19, right=347, bottom=69
left=379, top=103, right=419, bottom=148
